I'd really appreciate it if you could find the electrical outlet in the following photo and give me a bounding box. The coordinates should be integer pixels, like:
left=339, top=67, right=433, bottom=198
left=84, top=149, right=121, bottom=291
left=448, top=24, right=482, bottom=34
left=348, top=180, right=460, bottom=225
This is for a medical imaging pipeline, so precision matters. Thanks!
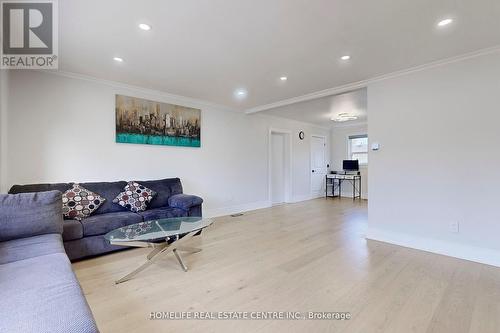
left=450, top=221, right=459, bottom=233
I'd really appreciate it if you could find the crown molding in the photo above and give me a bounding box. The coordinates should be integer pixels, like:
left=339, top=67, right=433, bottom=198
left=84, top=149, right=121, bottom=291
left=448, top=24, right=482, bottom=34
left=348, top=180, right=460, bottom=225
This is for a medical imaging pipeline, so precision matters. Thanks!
left=35, top=44, right=500, bottom=115
left=245, top=45, right=500, bottom=114
left=255, top=112, right=331, bottom=131
left=36, top=69, right=236, bottom=113
left=331, top=121, right=367, bottom=129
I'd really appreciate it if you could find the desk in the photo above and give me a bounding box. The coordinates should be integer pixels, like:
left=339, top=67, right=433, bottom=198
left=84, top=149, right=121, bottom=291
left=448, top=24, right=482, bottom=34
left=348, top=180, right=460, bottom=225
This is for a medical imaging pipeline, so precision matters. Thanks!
left=326, top=174, right=361, bottom=200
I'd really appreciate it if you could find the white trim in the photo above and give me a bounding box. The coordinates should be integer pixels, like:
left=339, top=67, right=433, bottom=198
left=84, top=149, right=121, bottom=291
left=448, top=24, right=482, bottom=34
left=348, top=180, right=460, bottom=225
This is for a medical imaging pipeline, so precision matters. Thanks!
left=337, top=193, right=366, bottom=200
left=0, top=71, right=8, bottom=193
left=257, top=112, right=331, bottom=131
left=37, top=69, right=235, bottom=113
left=347, top=133, right=368, bottom=166
left=245, top=45, right=500, bottom=114
left=204, top=194, right=325, bottom=218
left=331, top=121, right=368, bottom=129
left=268, top=128, right=293, bottom=205
left=204, top=200, right=271, bottom=218
left=290, top=194, right=315, bottom=203
left=366, top=228, right=500, bottom=268
left=35, top=46, right=500, bottom=115
left=310, top=134, right=327, bottom=198
left=311, top=192, right=324, bottom=199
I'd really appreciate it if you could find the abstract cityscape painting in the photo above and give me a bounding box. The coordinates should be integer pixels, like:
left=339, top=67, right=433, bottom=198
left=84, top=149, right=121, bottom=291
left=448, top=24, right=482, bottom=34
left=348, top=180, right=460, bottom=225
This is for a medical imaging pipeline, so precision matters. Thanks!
left=115, top=95, right=201, bottom=147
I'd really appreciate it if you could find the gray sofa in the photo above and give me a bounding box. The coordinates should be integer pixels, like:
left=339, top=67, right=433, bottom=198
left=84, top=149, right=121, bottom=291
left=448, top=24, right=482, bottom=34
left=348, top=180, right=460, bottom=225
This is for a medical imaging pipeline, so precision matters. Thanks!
left=9, top=178, right=203, bottom=261
left=0, top=191, right=99, bottom=333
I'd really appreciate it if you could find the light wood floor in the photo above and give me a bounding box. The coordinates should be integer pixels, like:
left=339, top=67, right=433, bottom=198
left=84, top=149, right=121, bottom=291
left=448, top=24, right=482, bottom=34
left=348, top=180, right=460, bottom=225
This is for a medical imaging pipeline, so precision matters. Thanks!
left=73, top=198, right=500, bottom=333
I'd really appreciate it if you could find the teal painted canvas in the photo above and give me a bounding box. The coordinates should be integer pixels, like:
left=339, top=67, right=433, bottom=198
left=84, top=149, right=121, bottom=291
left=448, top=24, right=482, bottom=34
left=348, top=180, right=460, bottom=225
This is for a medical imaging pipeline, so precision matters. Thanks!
left=116, top=95, right=201, bottom=147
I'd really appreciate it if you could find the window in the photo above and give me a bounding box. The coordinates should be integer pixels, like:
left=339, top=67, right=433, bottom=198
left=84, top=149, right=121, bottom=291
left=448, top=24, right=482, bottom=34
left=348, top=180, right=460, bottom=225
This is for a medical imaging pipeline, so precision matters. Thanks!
left=348, top=135, right=368, bottom=165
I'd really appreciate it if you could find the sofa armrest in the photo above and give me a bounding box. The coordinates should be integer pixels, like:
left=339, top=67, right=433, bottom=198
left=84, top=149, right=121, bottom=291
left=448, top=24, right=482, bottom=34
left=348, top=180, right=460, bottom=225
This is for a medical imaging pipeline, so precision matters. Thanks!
left=0, top=191, right=63, bottom=242
left=168, top=194, right=203, bottom=211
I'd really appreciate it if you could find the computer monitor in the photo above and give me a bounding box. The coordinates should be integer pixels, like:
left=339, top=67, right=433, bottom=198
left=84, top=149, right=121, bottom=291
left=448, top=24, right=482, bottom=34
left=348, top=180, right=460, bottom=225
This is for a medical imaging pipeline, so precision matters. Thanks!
left=343, top=160, right=359, bottom=171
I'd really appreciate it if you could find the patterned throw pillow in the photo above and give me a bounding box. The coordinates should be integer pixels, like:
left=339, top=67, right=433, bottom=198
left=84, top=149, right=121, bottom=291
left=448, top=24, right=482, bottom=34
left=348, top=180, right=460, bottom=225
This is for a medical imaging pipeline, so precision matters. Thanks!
left=113, top=182, right=156, bottom=212
left=62, top=184, right=106, bottom=220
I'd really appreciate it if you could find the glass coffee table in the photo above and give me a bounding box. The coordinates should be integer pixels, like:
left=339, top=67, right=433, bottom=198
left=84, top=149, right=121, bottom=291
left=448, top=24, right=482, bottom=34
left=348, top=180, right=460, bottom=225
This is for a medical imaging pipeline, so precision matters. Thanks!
left=105, top=216, right=213, bottom=284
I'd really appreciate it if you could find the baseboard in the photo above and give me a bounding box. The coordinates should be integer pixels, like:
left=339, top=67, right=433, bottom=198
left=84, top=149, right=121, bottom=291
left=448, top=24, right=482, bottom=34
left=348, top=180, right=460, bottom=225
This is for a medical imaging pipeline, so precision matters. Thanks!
left=292, top=193, right=369, bottom=202
left=203, top=191, right=368, bottom=218
left=366, top=227, right=500, bottom=268
left=339, top=192, right=368, bottom=200
left=311, top=192, right=324, bottom=199
left=290, top=194, right=315, bottom=203
left=204, top=200, right=271, bottom=218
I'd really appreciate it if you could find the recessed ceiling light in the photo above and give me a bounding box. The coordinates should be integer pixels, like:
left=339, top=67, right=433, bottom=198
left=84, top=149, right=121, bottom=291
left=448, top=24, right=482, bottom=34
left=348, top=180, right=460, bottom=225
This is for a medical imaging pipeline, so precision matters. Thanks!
left=341, top=55, right=351, bottom=61
left=280, top=76, right=288, bottom=81
left=138, top=23, right=151, bottom=31
left=113, top=57, right=124, bottom=62
left=437, top=18, right=453, bottom=27
left=234, top=89, right=247, bottom=99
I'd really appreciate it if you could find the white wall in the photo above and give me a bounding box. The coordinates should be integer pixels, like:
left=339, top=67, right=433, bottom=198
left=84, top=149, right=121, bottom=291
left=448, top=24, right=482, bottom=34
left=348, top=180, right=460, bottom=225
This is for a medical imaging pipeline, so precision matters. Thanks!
left=367, top=50, right=500, bottom=266
left=330, top=124, right=368, bottom=199
left=270, top=132, right=286, bottom=204
left=0, top=70, right=8, bottom=192
left=3, top=70, right=329, bottom=217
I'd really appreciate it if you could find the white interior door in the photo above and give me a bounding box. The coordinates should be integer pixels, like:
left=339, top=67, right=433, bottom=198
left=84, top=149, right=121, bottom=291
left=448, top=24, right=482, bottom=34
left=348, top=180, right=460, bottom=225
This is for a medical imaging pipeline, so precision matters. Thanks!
left=311, top=136, right=326, bottom=196
left=271, top=133, right=285, bottom=205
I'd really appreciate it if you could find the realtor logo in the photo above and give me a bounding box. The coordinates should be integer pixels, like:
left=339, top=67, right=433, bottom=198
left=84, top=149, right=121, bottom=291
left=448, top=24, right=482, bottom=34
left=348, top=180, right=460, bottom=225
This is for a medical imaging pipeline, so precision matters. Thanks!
left=1, top=0, right=58, bottom=69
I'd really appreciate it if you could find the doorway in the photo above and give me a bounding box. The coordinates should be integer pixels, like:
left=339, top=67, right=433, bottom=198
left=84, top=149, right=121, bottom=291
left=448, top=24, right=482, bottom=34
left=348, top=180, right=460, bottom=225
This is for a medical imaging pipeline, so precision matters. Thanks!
left=269, top=129, right=291, bottom=205
left=310, top=135, right=327, bottom=197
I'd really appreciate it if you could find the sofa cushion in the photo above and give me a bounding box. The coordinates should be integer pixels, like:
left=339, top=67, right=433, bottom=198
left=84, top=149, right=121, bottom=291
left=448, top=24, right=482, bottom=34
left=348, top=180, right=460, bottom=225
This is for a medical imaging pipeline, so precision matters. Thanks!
left=113, top=182, right=156, bottom=212
left=62, top=184, right=106, bottom=220
left=64, top=234, right=127, bottom=261
left=168, top=194, right=203, bottom=210
left=138, top=207, right=188, bottom=221
left=0, top=253, right=99, bottom=333
left=134, top=178, right=183, bottom=209
left=79, top=180, right=129, bottom=214
left=0, top=191, right=63, bottom=242
left=0, top=233, right=65, bottom=265
left=63, top=220, right=83, bottom=241
left=8, top=182, right=72, bottom=195
left=81, top=211, right=142, bottom=237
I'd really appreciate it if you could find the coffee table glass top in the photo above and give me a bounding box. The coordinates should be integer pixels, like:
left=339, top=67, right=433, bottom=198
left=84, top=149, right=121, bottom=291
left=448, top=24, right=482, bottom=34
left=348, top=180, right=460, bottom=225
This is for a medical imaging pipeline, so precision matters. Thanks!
left=104, top=216, right=213, bottom=243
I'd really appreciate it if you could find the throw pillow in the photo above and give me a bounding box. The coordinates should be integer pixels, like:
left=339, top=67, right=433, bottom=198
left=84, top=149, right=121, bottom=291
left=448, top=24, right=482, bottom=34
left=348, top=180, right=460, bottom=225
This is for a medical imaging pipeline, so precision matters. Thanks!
left=113, top=182, right=156, bottom=212
left=62, top=184, right=106, bottom=220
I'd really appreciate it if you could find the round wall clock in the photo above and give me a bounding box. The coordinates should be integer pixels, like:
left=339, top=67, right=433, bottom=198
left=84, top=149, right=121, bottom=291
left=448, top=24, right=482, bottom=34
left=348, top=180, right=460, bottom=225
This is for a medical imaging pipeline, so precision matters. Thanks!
left=298, top=131, right=305, bottom=140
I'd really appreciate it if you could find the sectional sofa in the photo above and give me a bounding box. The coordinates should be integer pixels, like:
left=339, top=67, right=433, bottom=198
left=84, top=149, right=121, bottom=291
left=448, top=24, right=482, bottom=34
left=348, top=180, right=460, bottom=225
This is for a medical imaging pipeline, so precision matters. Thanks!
left=9, top=178, right=203, bottom=261
left=0, top=191, right=99, bottom=333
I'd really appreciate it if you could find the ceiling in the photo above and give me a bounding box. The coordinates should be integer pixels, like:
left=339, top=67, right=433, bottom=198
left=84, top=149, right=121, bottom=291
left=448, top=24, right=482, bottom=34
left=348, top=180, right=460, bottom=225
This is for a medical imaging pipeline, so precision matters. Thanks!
left=261, top=88, right=367, bottom=127
left=59, top=0, right=500, bottom=111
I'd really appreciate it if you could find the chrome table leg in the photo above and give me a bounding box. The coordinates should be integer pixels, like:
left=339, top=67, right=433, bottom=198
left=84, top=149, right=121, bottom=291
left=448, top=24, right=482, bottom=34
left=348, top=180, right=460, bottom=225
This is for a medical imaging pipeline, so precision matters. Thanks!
left=114, top=230, right=200, bottom=284
left=173, top=249, right=188, bottom=272
left=146, top=243, right=168, bottom=260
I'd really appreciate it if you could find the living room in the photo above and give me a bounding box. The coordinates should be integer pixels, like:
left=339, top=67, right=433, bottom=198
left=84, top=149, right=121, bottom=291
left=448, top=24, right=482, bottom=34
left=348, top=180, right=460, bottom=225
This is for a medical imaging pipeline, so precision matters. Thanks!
left=1, top=1, right=500, bottom=333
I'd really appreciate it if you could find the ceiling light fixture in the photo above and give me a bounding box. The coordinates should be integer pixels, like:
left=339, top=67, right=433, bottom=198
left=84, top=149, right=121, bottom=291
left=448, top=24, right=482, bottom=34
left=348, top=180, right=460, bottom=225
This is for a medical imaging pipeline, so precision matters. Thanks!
left=280, top=76, right=288, bottom=81
left=437, top=18, right=453, bottom=27
left=340, top=55, right=351, bottom=61
left=138, top=23, right=152, bottom=31
left=234, top=89, right=247, bottom=99
left=331, top=113, right=358, bottom=122
left=113, top=57, right=124, bottom=62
